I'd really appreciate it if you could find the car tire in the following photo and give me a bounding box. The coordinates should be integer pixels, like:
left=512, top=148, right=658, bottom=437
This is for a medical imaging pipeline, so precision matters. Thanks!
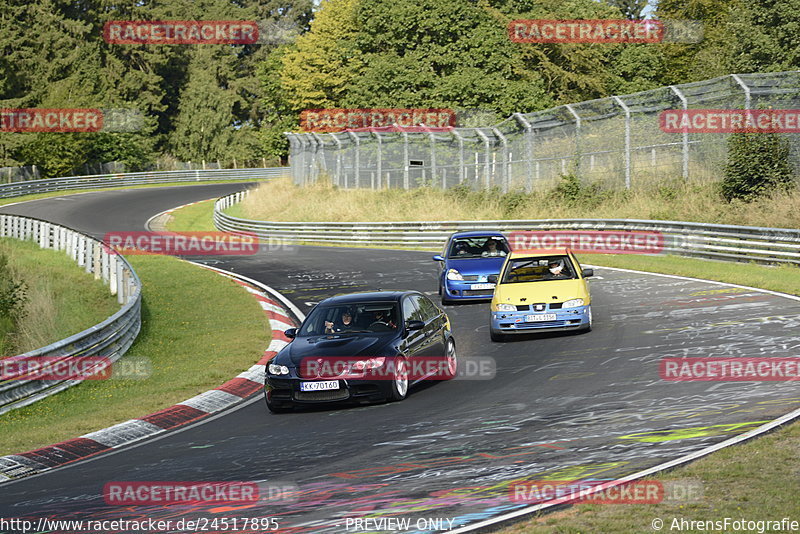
left=490, top=328, right=505, bottom=342
left=443, top=338, right=458, bottom=379
left=388, top=356, right=409, bottom=402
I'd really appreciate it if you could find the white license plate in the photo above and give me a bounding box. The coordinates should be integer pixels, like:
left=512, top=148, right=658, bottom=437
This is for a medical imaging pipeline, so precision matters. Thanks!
left=525, top=313, right=557, bottom=322
left=470, top=283, right=495, bottom=290
left=300, top=380, right=339, bottom=392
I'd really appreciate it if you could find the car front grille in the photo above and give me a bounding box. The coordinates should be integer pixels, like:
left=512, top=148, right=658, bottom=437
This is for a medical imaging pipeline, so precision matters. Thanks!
left=294, top=389, right=350, bottom=402
left=516, top=303, right=563, bottom=311
left=461, top=275, right=480, bottom=281
left=462, top=290, right=493, bottom=296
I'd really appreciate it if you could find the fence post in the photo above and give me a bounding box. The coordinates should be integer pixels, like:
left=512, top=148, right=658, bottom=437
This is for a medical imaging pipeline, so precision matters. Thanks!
left=451, top=130, right=466, bottom=185
left=612, top=96, right=632, bottom=189
left=513, top=113, right=534, bottom=191
left=669, top=85, right=690, bottom=181
left=475, top=129, right=492, bottom=189
left=428, top=129, right=437, bottom=188
left=492, top=127, right=509, bottom=192
left=372, top=129, right=382, bottom=190
left=402, top=131, right=410, bottom=189
left=565, top=104, right=582, bottom=179
left=731, top=74, right=751, bottom=110
left=347, top=132, right=360, bottom=189
left=330, top=133, right=343, bottom=187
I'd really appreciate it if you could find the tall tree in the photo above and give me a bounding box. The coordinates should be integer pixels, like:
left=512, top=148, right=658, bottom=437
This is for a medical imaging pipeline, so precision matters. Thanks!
left=605, top=0, right=649, bottom=19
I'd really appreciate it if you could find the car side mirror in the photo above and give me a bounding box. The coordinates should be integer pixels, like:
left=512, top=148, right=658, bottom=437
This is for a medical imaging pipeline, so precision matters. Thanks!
left=432, top=255, right=444, bottom=262
left=582, top=269, right=594, bottom=278
left=405, top=320, right=425, bottom=332
left=488, top=274, right=498, bottom=283
left=284, top=328, right=297, bottom=339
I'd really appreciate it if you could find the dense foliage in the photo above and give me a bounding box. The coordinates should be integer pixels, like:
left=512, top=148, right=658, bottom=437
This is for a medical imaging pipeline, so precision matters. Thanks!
left=3, top=0, right=800, bottom=173
left=722, top=132, right=794, bottom=201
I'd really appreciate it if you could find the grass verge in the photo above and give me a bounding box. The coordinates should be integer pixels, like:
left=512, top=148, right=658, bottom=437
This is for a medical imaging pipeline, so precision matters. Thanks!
left=240, top=177, right=800, bottom=228
left=0, top=239, right=118, bottom=357
left=164, top=199, right=218, bottom=232
left=0, top=254, right=270, bottom=455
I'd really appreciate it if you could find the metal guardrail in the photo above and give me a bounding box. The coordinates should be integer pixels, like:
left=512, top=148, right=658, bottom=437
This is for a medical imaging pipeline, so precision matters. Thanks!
left=0, top=215, right=142, bottom=415
left=215, top=190, right=800, bottom=265
left=0, top=167, right=290, bottom=199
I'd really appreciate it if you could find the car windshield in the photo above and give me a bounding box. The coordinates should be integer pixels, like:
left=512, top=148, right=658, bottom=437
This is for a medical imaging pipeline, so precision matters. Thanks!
left=298, top=302, right=400, bottom=336
left=447, top=236, right=509, bottom=259
left=501, top=255, right=577, bottom=283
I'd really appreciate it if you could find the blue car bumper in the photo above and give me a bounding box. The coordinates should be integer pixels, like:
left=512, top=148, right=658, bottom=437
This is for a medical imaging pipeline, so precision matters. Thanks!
left=443, top=280, right=496, bottom=300
left=491, top=305, right=591, bottom=334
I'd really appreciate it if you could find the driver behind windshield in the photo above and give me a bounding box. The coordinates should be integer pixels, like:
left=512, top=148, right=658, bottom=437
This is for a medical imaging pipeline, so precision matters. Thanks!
left=481, top=238, right=507, bottom=257
left=372, top=310, right=397, bottom=329
left=325, top=311, right=354, bottom=334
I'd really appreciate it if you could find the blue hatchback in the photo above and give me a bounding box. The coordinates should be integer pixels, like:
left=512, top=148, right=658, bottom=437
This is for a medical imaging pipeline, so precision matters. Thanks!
left=433, top=231, right=510, bottom=304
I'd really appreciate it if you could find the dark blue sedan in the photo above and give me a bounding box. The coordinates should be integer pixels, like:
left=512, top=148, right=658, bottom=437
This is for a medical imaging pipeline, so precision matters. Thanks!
left=264, top=291, right=457, bottom=412
left=433, top=231, right=510, bottom=304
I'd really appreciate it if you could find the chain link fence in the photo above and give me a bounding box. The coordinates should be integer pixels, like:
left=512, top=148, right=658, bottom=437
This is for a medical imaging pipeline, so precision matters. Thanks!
left=286, top=71, right=800, bottom=191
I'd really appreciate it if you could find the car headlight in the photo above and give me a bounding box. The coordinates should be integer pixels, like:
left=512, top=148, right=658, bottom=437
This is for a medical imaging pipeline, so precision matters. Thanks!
left=350, top=357, right=386, bottom=372
left=495, top=303, right=516, bottom=312
left=562, top=298, right=585, bottom=308
left=446, top=269, right=464, bottom=281
left=268, top=363, right=290, bottom=375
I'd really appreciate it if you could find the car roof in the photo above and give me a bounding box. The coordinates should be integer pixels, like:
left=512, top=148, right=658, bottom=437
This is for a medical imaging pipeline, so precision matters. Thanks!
left=508, top=248, right=571, bottom=259
left=317, top=291, right=415, bottom=305
left=449, top=230, right=507, bottom=239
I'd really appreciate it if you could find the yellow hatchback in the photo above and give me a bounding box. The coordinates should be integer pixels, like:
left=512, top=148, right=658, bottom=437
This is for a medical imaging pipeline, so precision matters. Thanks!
left=488, top=248, right=593, bottom=341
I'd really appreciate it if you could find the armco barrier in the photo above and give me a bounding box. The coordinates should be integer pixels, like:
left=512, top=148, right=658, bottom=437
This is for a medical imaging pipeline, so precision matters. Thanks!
left=0, top=167, right=289, bottom=199
left=214, top=190, right=800, bottom=265
left=0, top=215, right=141, bottom=415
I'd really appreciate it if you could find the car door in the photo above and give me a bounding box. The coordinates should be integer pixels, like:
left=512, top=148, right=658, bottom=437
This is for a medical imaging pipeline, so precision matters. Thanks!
left=400, top=296, right=427, bottom=360
left=411, top=294, right=446, bottom=359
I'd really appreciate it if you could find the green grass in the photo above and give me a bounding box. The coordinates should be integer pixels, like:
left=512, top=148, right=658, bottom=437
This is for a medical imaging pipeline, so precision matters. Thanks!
left=0, top=239, right=118, bottom=357
left=164, top=199, right=218, bottom=232
left=0, top=254, right=270, bottom=455
left=240, top=177, right=800, bottom=229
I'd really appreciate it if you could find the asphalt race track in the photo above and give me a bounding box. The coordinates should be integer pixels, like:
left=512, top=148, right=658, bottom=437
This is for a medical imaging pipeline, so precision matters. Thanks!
left=1, top=184, right=799, bottom=533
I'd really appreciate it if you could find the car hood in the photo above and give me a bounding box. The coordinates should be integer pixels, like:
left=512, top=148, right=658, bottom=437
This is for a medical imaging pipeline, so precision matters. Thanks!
left=276, top=334, right=393, bottom=366
left=446, top=256, right=506, bottom=276
left=493, top=279, right=589, bottom=304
